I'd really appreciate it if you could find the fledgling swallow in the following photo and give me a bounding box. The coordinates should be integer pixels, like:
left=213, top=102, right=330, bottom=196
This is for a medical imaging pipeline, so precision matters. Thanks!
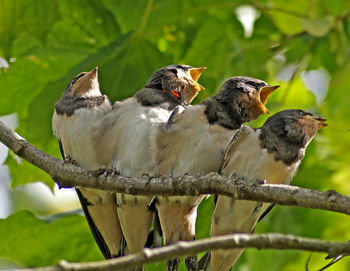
left=52, top=68, right=123, bottom=259
left=207, top=109, right=327, bottom=271
left=92, top=65, right=206, bottom=264
left=152, top=76, right=278, bottom=271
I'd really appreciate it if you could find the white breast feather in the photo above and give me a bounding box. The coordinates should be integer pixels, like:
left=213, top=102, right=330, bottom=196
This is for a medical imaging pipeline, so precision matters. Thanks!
left=52, top=100, right=111, bottom=169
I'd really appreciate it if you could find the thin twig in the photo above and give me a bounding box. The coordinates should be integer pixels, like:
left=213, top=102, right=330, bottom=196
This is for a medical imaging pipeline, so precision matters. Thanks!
left=4, top=233, right=350, bottom=271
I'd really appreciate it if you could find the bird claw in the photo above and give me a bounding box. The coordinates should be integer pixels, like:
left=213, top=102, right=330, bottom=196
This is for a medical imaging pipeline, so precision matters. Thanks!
left=63, top=156, right=77, bottom=165
left=142, top=173, right=150, bottom=178
left=94, top=167, right=120, bottom=177
left=325, top=189, right=338, bottom=197
left=167, top=258, right=180, bottom=271
left=155, top=173, right=164, bottom=178
left=107, top=167, right=120, bottom=176
left=253, top=178, right=266, bottom=186
left=185, top=255, right=198, bottom=271
left=198, top=252, right=210, bottom=270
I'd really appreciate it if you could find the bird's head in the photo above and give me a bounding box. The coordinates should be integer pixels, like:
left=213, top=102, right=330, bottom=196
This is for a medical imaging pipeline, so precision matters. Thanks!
left=66, top=67, right=101, bottom=97
left=215, top=76, right=279, bottom=122
left=144, top=64, right=206, bottom=105
left=263, top=109, right=327, bottom=146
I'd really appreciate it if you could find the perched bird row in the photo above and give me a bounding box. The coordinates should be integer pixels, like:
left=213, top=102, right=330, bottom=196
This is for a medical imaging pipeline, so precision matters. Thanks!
left=52, top=64, right=326, bottom=271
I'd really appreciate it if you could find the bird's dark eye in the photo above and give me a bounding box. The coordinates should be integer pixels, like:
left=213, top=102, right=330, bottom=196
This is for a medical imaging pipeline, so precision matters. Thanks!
left=297, top=110, right=305, bottom=116
left=71, top=73, right=86, bottom=85
left=170, top=68, right=178, bottom=75
left=246, top=81, right=256, bottom=87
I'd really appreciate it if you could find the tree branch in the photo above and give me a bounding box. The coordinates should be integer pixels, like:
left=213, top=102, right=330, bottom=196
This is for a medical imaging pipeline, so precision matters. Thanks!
left=4, top=233, right=350, bottom=271
left=1, top=120, right=350, bottom=216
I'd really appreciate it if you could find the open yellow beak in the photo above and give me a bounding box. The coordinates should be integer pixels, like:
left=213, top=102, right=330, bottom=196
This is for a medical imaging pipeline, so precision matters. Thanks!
left=259, top=85, right=279, bottom=105
left=257, top=102, right=270, bottom=114
left=189, top=67, right=206, bottom=81
left=188, top=67, right=206, bottom=91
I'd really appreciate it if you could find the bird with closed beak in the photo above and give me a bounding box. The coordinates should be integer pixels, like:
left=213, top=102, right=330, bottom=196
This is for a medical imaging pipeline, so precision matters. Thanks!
left=52, top=68, right=123, bottom=259
left=206, top=109, right=327, bottom=271
left=92, top=65, right=206, bottom=266
left=152, top=76, right=279, bottom=271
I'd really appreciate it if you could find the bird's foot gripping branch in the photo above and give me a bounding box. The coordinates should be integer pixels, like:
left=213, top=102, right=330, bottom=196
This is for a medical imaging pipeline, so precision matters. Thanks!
left=0, top=121, right=350, bottom=271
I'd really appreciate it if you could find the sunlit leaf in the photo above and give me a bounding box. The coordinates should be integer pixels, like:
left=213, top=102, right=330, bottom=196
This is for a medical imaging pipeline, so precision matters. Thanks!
left=6, top=153, right=54, bottom=189
left=301, top=17, right=334, bottom=37
left=58, top=0, right=120, bottom=46
left=0, top=0, right=59, bottom=59
left=100, top=37, right=171, bottom=102
left=102, top=0, right=148, bottom=33
left=185, top=18, right=242, bottom=80
left=269, top=11, right=304, bottom=35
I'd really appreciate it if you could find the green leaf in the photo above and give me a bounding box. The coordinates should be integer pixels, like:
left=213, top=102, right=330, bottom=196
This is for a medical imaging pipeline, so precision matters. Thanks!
left=308, top=37, right=338, bottom=72
left=320, top=63, right=350, bottom=181
left=269, top=11, right=304, bottom=35
left=266, top=0, right=308, bottom=35
left=58, top=0, right=120, bottom=46
left=284, top=35, right=311, bottom=63
left=324, top=0, right=344, bottom=15
left=0, top=58, right=50, bottom=117
left=253, top=13, right=281, bottom=38
left=143, top=0, right=242, bottom=37
left=11, top=36, right=43, bottom=58
left=185, top=18, right=242, bottom=80
left=100, top=37, right=171, bottom=102
left=196, top=196, right=214, bottom=240
left=47, top=19, right=101, bottom=54
left=267, top=0, right=308, bottom=35
left=273, top=77, right=316, bottom=109
left=6, top=153, right=54, bottom=189
left=102, top=0, right=245, bottom=40
left=0, top=210, right=103, bottom=267
left=301, top=17, right=334, bottom=37
left=0, top=0, right=59, bottom=60
left=102, top=0, right=148, bottom=33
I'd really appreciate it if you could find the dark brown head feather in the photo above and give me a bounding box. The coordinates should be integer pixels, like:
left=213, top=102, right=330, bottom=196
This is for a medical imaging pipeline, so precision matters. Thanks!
left=202, top=76, right=269, bottom=130
left=259, top=109, right=323, bottom=165
left=136, top=64, right=203, bottom=109
left=144, top=64, right=193, bottom=90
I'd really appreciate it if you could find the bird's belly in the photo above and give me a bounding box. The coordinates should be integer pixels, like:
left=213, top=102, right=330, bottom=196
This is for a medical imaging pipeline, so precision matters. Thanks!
left=230, top=148, right=298, bottom=185
left=54, top=111, right=104, bottom=169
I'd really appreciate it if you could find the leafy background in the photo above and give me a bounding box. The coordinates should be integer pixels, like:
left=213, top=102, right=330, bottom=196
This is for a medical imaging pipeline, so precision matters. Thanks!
left=0, top=0, right=350, bottom=270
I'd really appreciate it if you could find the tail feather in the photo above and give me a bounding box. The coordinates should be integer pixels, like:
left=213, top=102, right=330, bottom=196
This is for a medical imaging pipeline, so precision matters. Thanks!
left=76, top=188, right=113, bottom=259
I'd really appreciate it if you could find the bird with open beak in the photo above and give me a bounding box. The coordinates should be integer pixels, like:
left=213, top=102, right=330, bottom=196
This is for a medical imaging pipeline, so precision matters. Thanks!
left=206, top=109, right=327, bottom=271
left=92, top=64, right=206, bottom=268
left=152, top=76, right=279, bottom=271
left=52, top=68, right=123, bottom=259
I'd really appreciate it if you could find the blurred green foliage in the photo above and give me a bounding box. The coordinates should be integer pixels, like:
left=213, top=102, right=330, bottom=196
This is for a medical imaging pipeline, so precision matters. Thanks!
left=0, top=210, right=103, bottom=267
left=0, top=0, right=349, bottom=270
